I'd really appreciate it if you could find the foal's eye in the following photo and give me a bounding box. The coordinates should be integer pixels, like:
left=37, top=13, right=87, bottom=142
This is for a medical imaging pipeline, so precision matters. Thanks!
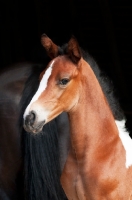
left=59, top=78, right=69, bottom=87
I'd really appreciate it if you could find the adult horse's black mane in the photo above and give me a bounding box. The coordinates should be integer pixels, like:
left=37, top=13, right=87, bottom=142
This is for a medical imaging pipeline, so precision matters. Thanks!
left=57, top=43, right=125, bottom=121
left=19, top=63, right=66, bottom=200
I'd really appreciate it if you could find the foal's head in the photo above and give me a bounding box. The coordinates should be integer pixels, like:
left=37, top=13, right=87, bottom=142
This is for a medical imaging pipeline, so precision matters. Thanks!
left=23, top=34, right=87, bottom=133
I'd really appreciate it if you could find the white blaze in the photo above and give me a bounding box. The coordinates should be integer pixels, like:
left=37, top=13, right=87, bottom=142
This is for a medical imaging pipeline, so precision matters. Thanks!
left=116, top=119, right=132, bottom=168
left=23, top=60, right=54, bottom=119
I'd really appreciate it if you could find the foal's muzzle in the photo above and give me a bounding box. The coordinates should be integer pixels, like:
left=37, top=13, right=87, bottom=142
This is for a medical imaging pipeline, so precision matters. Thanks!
left=23, top=111, right=45, bottom=134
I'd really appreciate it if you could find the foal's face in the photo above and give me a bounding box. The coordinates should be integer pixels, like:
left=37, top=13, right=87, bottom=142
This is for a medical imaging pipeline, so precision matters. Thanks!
left=23, top=56, right=80, bottom=133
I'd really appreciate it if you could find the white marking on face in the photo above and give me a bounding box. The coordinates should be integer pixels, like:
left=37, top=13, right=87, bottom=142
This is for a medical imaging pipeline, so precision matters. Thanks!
left=23, top=60, right=55, bottom=119
left=115, top=119, right=132, bottom=168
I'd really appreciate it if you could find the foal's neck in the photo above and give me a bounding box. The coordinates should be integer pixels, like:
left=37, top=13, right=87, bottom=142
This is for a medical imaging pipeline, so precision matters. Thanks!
left=68, top=62, right=119, bottom=160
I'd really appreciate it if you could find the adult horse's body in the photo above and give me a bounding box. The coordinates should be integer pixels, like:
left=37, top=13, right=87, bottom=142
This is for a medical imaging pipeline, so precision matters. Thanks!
left=0, top=62, right=68, bottom=199
left=23, top=34, right=132, bottom=199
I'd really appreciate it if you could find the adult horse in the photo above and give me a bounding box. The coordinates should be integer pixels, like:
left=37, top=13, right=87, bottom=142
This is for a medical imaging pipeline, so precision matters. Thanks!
left=0, top=61, right=68, bottom=199
left=23, top=34, right=132, bottom=199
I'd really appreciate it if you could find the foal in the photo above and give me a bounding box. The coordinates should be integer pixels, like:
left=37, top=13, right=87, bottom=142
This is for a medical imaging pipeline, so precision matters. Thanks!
left=23, top=34, right=132, bottom=199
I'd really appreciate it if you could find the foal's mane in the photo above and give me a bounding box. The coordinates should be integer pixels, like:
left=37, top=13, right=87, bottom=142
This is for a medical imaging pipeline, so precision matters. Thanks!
left=58, top=44, right=125, bottom=121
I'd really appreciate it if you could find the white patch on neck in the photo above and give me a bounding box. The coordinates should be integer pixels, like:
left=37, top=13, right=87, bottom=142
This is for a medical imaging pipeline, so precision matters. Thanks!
left=115, top=119, right=132, bottom=168
left=23, top=60, right=54, bottom=118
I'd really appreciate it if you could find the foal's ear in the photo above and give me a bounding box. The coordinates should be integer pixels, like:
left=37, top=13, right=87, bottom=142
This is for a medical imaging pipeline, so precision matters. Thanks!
left=41, top=34, right=59, bottom=59
left=67, top=36, right=81, bottom=64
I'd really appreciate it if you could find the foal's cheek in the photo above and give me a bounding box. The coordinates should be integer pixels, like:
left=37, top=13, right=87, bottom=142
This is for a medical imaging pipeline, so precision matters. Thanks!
left=63, top=85, right=80, bottom=111
left=64, top=95, right=79, bottom=112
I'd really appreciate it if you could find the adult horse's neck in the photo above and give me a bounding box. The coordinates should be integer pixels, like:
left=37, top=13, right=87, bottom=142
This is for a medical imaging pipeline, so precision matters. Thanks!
left=68, top=60, right=121, bottom=162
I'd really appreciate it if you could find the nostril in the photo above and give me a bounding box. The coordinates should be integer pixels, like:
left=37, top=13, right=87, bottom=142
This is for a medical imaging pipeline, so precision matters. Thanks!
left=30, top=111, right=35, bottom=119
left=25, top=111, right=36, bottom=126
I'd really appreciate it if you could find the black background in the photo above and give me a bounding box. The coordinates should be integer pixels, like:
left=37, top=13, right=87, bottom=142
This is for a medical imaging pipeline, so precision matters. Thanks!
left=1, top=0, right=132, bottom=133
